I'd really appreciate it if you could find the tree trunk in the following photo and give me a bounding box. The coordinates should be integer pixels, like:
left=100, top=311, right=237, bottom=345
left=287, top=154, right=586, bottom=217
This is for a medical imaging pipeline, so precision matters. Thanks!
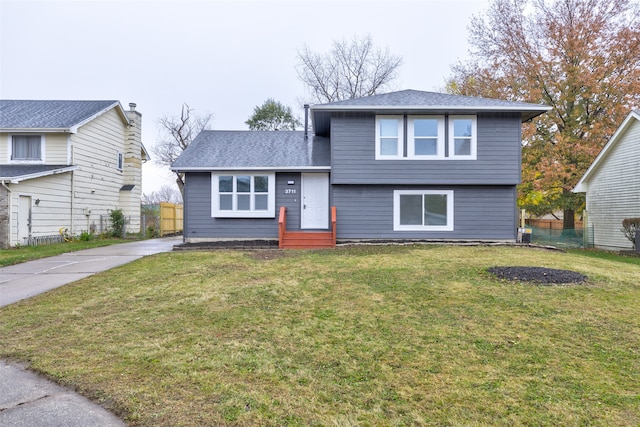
left=562, top=208, right=576, bottom=237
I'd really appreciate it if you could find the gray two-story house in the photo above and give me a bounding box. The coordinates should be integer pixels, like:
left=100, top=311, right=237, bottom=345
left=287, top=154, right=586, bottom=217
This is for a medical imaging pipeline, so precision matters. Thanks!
left=171, top=90, right=549, bottom=248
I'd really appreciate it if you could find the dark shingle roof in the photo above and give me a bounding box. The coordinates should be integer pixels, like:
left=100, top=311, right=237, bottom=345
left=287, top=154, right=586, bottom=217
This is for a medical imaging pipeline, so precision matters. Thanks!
left=0, top=164, right=77, bottom=182
left=171, top=131, right=330, bottom=170
left=0, top=100, right=119, bottom=130
left=310, top=89, right=551, bottom=135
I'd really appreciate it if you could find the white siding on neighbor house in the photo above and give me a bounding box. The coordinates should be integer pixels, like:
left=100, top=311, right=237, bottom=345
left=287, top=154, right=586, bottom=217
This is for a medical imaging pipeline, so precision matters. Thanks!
left=586, top=118, right=640, bottom=251
left=43, top=134, right=69, bottom=164
left=0, top=133, right=68, bottom=164
left=7, top=173, right=73, bottom=245
left=71, top=107, right=141, bottom=234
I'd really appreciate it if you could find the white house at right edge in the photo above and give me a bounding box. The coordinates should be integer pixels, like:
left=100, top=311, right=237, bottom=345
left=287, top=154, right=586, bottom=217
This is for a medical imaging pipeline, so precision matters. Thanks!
left=574, top=110, right=640, bottom=251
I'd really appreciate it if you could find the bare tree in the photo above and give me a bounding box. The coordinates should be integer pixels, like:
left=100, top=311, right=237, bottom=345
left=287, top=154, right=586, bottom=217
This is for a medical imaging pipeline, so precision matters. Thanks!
left=154, top=103, right=212, bottom=196
left=296, top=34, right=402, bottom=103
left=142, top=185, right=183, bottom=205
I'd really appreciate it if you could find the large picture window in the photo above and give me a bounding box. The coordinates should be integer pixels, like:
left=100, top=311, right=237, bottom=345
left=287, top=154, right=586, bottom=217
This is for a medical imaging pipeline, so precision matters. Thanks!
left=393, top=190, right=454, bottom=231
left=11, top=135, right=43, bottom=161
left=212, top=173, right=275, bottom=218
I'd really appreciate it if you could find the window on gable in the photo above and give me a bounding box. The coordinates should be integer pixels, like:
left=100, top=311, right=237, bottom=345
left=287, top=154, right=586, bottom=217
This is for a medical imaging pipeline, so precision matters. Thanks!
left=212, top=173, right=275, bottom=218
left=393, top=190, right=454, bottom=231
left=449, top=116, right=477, bottom=159
left=375, top=116, right=403, bottom=158
left=11, top=135, right=42, bottom=161
left=408, top=116, right=445, bottom=158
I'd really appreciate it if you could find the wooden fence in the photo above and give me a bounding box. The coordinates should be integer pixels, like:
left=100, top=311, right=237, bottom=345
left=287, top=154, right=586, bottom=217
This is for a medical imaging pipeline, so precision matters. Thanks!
left=159, top=202, right=183, bottom=236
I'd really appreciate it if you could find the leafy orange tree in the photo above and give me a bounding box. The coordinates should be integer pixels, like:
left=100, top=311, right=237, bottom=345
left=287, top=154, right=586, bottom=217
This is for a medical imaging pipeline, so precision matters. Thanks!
left=447, top=0, right=640, bottom=231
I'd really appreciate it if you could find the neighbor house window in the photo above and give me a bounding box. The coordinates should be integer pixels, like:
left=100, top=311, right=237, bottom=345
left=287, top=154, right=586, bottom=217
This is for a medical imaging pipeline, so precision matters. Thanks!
left=448, top=116, right=477, bottom=159
left=393, top=190, right=454, bottom=231
left=117, top=152, right=124, bottom=170
left=212, top=173, right=275, bottom=218
left=11, top=135, right=43, bottom=161
left=375, top=115, right=403, bottom=159
left=408, top=116, right=445, bottom=158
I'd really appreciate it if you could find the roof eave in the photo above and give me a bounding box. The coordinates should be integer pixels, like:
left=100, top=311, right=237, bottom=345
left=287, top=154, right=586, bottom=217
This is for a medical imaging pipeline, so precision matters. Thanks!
left=311, top=105, right=550, bottom=123
left=0, top=165, right=78, bottom=183
left=1, top=128, right=75, bottom=134
left=171, top=166, right=331, bottom=172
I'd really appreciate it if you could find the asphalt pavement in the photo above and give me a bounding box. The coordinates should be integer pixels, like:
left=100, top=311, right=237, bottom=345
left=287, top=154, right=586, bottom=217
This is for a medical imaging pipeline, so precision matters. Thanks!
left=0, top=236, right=182, bottom=426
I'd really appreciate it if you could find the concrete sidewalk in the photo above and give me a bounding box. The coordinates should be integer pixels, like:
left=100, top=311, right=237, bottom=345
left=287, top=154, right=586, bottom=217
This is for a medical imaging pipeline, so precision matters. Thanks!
left=0, top=236, right=182, bottom=426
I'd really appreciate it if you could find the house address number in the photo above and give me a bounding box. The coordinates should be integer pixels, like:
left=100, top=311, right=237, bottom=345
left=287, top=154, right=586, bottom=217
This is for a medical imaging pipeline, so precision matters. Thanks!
left=285, top=189, right=297, bottom=194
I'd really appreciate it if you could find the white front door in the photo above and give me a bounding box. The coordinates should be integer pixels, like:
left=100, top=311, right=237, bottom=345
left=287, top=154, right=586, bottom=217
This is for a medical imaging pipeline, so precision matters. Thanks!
left=301, top=173, right=329, bottom=229
left=18, top=195, right=32, bottom=245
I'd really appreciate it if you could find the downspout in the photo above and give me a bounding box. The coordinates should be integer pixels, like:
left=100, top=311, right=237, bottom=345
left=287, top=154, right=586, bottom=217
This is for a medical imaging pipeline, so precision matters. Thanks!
left=70, top=142, right=74, bottom=234
left=304, top=104, right=309, bottom=140
left=1, top=180, right=12, bottom=248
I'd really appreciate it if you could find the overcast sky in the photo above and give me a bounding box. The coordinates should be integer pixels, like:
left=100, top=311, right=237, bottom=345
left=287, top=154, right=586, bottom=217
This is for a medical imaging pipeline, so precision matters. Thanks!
left=1, top=0, right=491, bottom=195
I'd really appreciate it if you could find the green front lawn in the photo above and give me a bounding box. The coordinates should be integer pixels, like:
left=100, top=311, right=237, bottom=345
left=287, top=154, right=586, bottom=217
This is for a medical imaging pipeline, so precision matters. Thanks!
left=1, top=245, right=638, bottom=426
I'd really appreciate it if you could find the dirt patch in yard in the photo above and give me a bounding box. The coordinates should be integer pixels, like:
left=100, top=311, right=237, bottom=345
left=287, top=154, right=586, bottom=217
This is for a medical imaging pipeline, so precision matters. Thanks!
left=487, top=266, right=588, bottom=285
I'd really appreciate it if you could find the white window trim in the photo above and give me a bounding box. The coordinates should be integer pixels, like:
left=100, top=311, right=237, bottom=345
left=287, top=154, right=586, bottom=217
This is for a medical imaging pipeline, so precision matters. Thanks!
left=448, top=115, right=477, bottom=160
left=375, top=115, right=404, bottom=159
left=211, top=172, right=276, bottom=218
left=117, top=152, right=124, bottom=171
left=393, top=190, right=454, bottom=231
left=407, top=115, right=445, bottom=159
left=8, top=134, right=46, bottom=164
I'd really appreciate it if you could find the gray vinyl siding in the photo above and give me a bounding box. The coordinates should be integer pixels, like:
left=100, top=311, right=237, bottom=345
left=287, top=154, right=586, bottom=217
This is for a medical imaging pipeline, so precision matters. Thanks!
left=183, top=172, right=301, bottom=239
left=331, top=112, right=522, bottom=185
left=333, top=185, right=517, bottom=240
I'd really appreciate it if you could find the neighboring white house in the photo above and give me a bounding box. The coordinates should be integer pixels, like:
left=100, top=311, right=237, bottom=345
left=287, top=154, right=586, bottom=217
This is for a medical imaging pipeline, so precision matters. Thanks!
left=574, top=110, right=640, bottom=251
left=0, top=100, right=148, bottom=248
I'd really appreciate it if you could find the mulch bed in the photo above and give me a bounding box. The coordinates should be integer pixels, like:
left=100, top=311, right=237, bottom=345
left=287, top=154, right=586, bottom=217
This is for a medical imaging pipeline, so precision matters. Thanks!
left=487, top=266, right=588, bottom=285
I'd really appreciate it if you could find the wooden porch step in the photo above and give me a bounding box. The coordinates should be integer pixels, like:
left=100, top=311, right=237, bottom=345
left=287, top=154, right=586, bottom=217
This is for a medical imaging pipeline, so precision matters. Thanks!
left=280, top=231, right=335, bottom=249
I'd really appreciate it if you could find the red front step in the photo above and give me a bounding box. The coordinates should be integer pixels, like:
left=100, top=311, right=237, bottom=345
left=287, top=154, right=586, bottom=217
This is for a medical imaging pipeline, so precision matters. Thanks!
left=280, top=231, right=335, bottom=249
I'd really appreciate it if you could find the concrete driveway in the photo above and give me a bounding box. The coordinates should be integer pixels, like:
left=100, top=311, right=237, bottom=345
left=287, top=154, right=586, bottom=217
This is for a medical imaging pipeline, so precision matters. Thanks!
left=0, top=236, right=181, bottom=307
left=0, top=236, right=181, bottom=426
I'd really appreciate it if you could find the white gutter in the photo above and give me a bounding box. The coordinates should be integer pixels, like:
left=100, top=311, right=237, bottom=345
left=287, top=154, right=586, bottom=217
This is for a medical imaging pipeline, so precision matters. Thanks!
left=171, top=166, right=331, bottom=172
left=0, top=165, right=78, bottom=183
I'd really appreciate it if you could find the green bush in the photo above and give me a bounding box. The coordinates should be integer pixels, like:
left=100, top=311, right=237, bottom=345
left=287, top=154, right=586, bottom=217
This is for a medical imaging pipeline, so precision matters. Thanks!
left=79, top=231, right=93, bottom=241
left=621, top=218, right=640, bottom=246
left=109, top=209, right=126, bottom=238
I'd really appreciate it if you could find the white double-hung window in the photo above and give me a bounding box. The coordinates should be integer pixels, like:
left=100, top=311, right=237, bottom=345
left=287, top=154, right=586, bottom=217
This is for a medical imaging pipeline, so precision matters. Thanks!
left=393, top=190, right=454, bottom=231
left=375, top=116, right=403, bottom=158
left=408, top=116, right=445, bottom=158
left=449, top=116, right=477, bottom=159
left=212, top=173, right=275, bottom=218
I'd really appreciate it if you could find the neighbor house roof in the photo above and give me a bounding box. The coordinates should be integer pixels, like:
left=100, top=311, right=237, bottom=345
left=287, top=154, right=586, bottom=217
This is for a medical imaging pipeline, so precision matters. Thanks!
left=573, top=110, right=640, bottom=193
left=171, top=131, right=330, bottom=171
left=0, top=164, right=78, bottom=183
left=0, top=100, right=126, bottom=133
left=310, top=89, right=551, bottom=136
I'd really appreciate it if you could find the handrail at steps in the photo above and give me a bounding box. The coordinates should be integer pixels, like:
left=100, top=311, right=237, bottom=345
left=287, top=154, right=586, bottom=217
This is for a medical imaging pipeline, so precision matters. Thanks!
left=331, top=206, right=337, bottom=245
left=278, top=206, right=287, bottom=249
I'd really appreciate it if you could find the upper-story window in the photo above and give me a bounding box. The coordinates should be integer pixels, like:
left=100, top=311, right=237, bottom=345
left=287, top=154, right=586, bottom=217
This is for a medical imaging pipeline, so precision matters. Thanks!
left=375, top=115, right=477, bottom=160
left=375, top=116, right=403, bottom=158
left=212, top=172, right=275, bottom=218
left=449, top=116, right=477, bottom=159
left=408, top=116, right=445, bottom=158
left=10, top=135, right=43, bottom=162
